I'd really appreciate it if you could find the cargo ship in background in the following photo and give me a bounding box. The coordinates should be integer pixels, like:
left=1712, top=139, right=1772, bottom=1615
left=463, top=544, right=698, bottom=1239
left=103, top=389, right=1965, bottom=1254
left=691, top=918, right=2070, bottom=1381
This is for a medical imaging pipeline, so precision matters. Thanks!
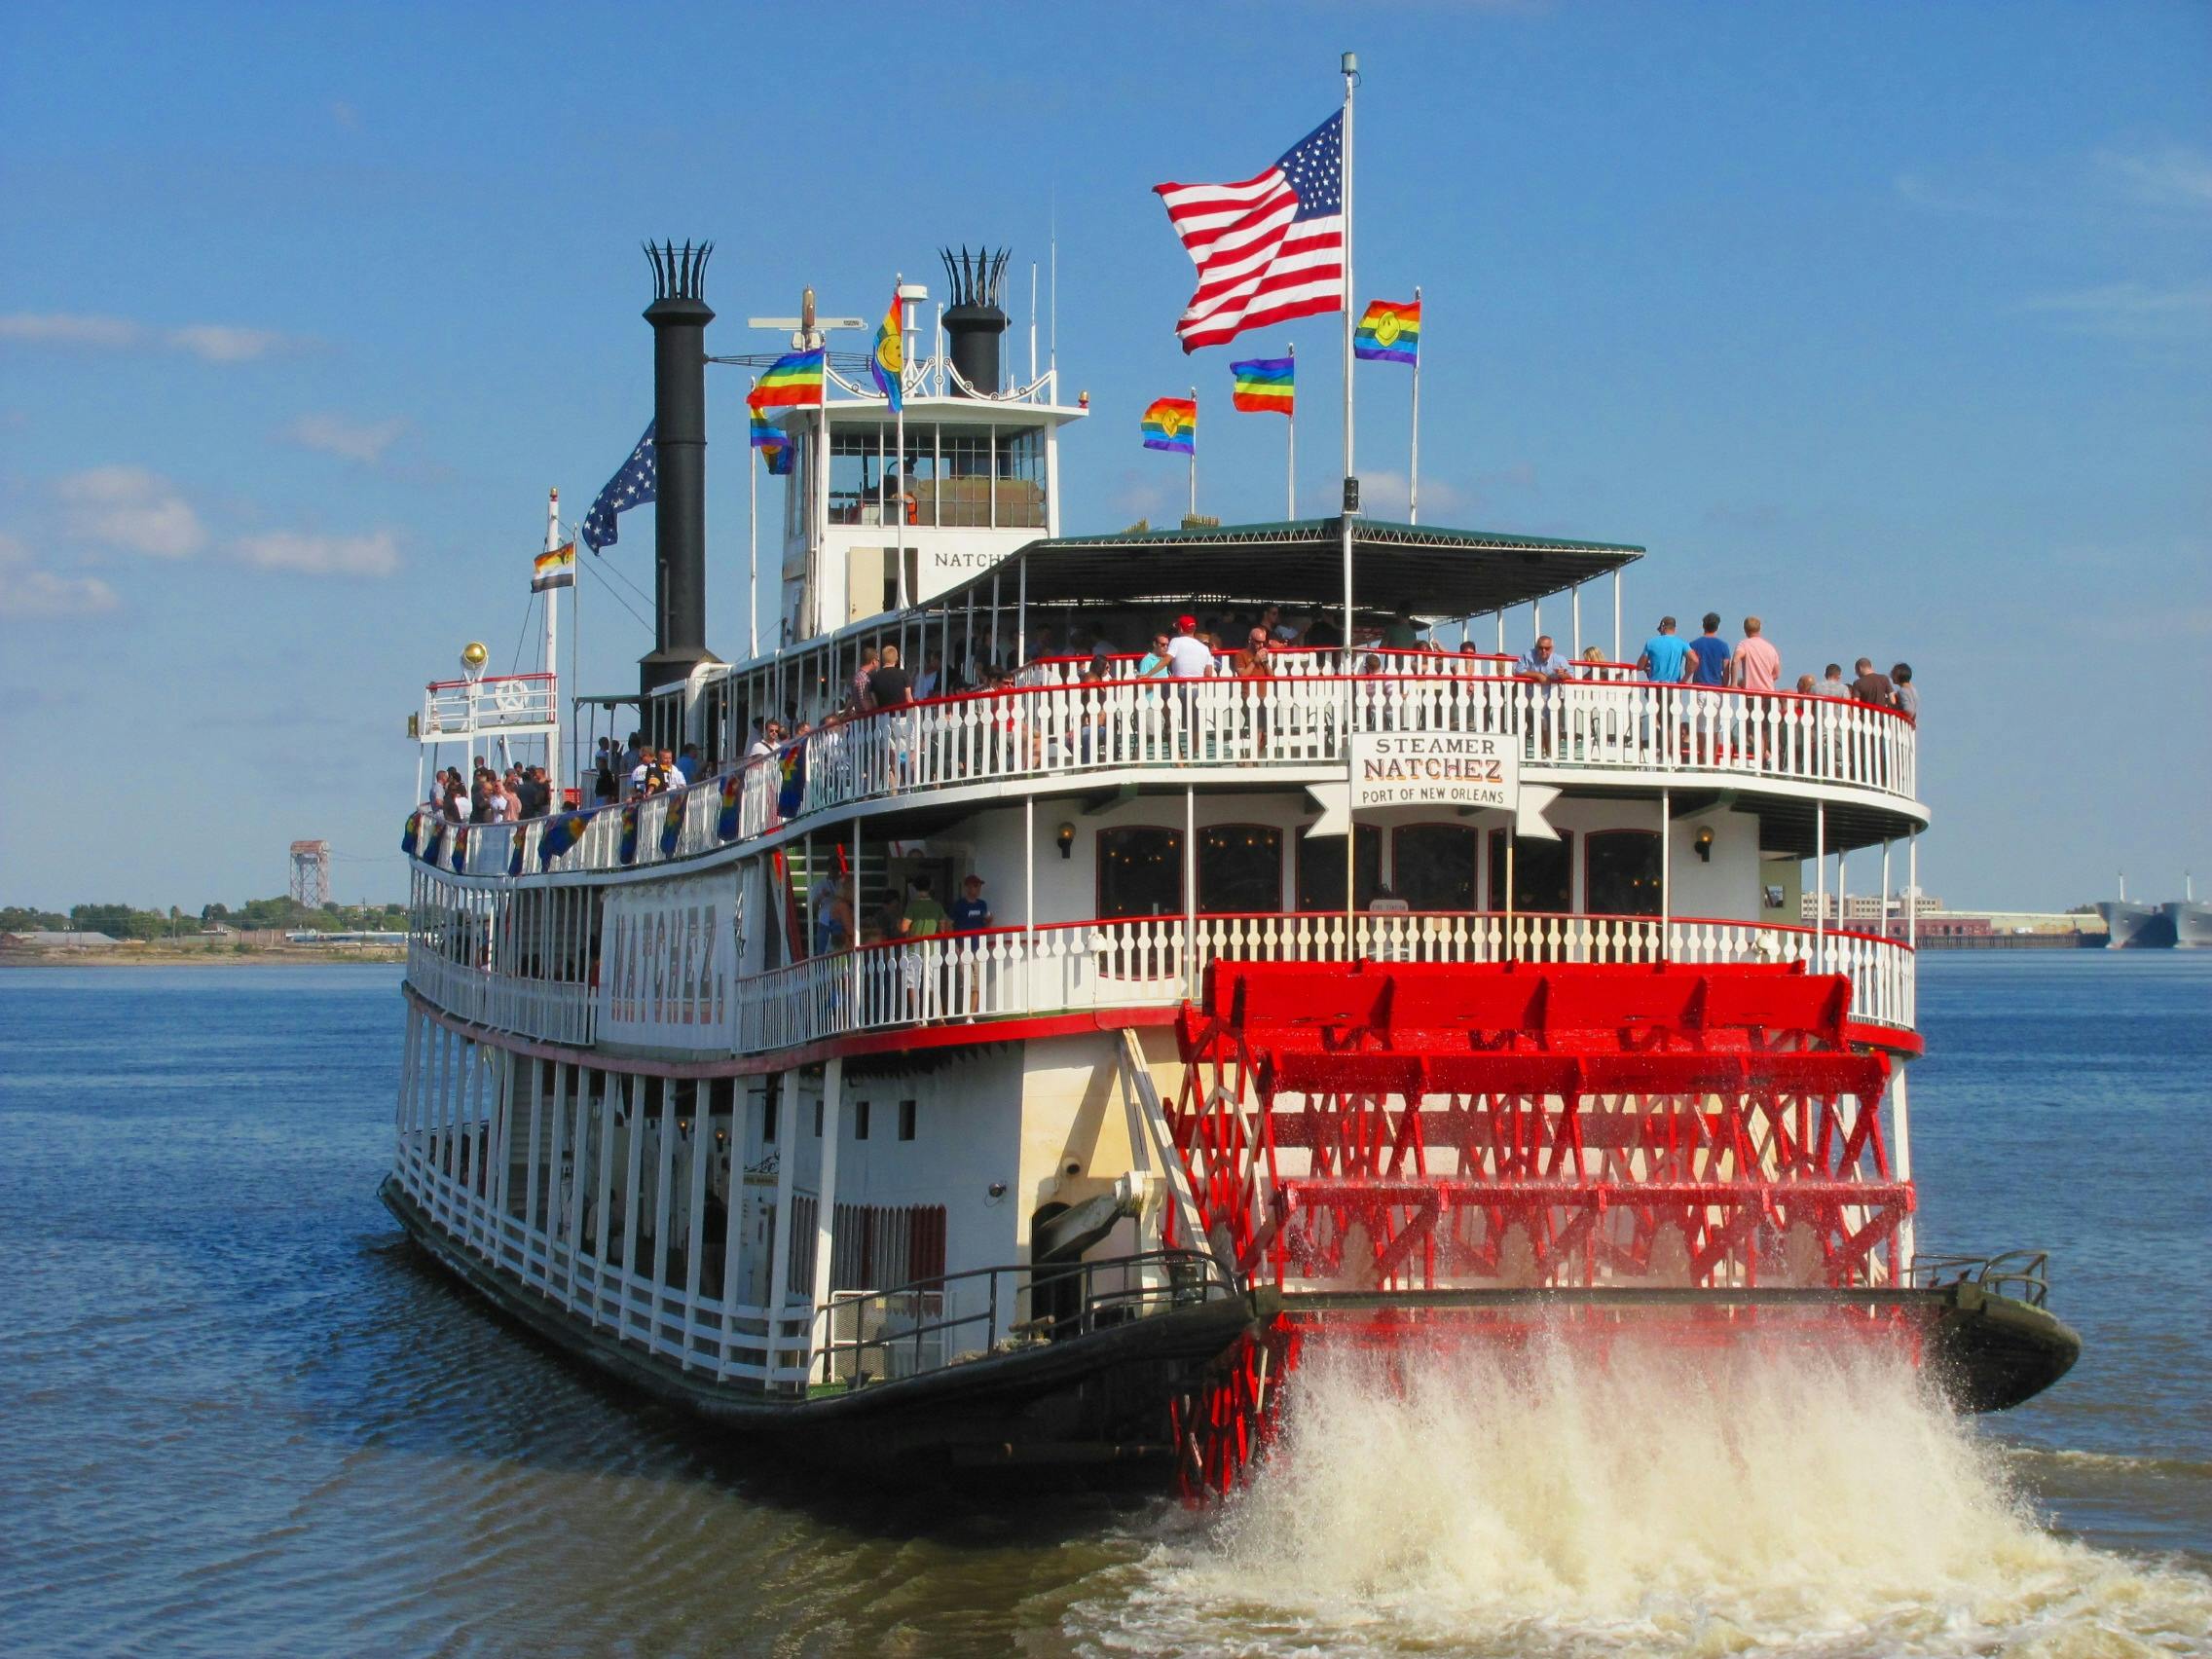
left=2098, top=876, right=2182, bottom=948
left=2162, top=878, right=2209, bottom=949
left=382, top=122, right=2078, bottom=1490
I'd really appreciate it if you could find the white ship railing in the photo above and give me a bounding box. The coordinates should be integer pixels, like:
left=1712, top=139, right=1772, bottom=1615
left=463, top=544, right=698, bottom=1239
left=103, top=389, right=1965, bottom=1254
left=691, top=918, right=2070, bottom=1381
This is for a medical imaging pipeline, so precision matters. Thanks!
left=404, top=943, right=597, bottom=1046
left=733, top=911, right=1916, bottom=1054
left=417, top=671, right=1917, bottom=883
left=422, top=671, right=559, bottom=739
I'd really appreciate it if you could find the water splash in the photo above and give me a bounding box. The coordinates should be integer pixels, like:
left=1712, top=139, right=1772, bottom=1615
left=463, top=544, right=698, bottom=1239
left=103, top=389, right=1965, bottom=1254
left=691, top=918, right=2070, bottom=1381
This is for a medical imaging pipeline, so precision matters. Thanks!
left=1088, top=1335, right=2212, bottom=1656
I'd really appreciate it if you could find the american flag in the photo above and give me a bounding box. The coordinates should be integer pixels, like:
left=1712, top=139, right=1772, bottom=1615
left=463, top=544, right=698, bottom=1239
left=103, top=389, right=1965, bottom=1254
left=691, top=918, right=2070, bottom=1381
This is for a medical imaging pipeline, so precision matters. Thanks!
left=1155, top=112, right=1345, bottom=353
left=581, top=420, right=656, bottom=553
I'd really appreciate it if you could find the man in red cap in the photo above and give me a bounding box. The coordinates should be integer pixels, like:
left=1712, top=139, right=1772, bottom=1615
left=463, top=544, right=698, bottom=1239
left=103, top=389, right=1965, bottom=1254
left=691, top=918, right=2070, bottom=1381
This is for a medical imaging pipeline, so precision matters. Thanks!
left=1164, top=613, right=1214, bottom=756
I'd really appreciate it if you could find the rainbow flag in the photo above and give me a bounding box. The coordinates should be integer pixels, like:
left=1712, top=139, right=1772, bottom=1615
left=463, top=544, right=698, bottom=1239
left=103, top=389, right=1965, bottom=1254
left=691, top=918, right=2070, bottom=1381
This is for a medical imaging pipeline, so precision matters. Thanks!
left=532, top=542, right=574, bottom=593
left=507, top=832, right=527, bottom=877
left=717, top=773, right=743, bottom=840
left=750, top=347, right=825, bottom=409
left=450, top=825, right=469, bottom=872
left=1141, top=396, right=1198, bottom=455
left=617, top=803, right=640, bottom=866
left=750, top=410, right=795, bottom=475
left=1354, top=298, right=1420, bottom=365
left=422, top=820, right=446, bottom=865
left=400, top=812, right=421, bottom=857
left=870, top=289, right=903, bottom=412
left=1230, top=356, right=1295, bottom=416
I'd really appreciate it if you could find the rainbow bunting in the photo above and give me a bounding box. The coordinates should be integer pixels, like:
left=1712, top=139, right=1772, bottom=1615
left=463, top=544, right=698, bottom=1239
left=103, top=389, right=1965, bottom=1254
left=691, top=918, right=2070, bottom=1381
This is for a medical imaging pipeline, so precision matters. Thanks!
left=450, top=825, right=469, bottom=872
left=749, top=347, right=825, bottom=409
left=870, top=288, right=903, bottom=412
left=1230, top=356, right=1295, bottom=416
left=1141, top=396, right=1198, bottom=455
left=400, top=812, right=421, bottom=857
left=538, top=810, right=587, bottom=866
left=717, top=773, right=744, bottom=840
left=617, top=803, right=640, bottom=866
left=507, top=832, right=527, bottom=877
left=1353, top=298, right=1420, bottom=365
left=658, top=786, right=689, bottom=859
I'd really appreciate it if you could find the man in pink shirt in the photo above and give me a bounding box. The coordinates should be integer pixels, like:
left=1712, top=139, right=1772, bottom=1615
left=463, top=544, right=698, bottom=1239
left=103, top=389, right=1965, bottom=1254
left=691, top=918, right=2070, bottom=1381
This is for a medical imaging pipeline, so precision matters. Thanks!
left=1732, top=616, right=1783, bottom=761
left=1733, top=616, right=1782, bottom=690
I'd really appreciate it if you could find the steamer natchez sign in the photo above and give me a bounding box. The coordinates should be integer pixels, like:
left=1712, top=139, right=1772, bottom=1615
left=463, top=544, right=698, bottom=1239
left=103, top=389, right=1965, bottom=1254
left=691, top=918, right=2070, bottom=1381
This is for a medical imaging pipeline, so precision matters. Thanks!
left=1353, top=732, right=1517, bottom=811
left=1305, top=731, right=1561, bottom=839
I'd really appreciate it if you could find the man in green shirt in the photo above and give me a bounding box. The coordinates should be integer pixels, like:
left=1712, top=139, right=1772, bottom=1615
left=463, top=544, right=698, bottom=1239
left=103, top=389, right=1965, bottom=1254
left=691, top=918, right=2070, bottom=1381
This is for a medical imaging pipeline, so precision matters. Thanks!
left=901, top=874, right=949, bottom=938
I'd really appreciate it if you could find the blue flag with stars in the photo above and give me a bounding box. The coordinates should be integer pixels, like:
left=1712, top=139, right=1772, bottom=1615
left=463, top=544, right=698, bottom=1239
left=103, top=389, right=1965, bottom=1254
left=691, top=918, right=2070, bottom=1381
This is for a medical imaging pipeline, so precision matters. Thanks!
left=581, top=420, right=656, bottom=552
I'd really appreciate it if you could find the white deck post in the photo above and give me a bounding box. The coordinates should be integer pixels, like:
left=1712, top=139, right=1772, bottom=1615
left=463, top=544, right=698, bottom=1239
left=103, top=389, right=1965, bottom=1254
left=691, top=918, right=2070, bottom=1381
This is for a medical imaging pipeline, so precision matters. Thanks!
left=651, top=1078, right=678, bottom=1333
left=1612, top=569, right=1622, bottom=661
left=681, top=1086, right=710, bottom=1367
left=808, top=1056, right=844, bottom=1385
left=1184, top=786, right=1198, bottom=993
left=619, top=1076, right=645, bottom=1336
left=766, top=1068, right=802, bottom=1387
left=1659, top=789, right=1672, bottom=962
left=1814, top=803, right=1826, bottom=974
left=718, top=1085, right=752, bottom=1377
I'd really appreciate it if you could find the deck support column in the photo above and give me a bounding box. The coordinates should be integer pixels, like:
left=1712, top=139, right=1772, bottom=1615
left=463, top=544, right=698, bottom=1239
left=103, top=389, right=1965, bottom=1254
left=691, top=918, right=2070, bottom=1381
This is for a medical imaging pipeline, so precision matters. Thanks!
left=766, top=1067, right=802, bottom=1388
left=718, top=1084, right=752, bottom=1378
left=808, top=1056, right=845, bottom=1385
left=1612, top=569, right=1623, bottom=662
left=1814, top=803, right=1826, bottom=975
left=681, top=1085, right=710, bottom=1369
left=651, top=1078, right=678, bottom=1330
left=1659, top=788, right=1672, bottom=963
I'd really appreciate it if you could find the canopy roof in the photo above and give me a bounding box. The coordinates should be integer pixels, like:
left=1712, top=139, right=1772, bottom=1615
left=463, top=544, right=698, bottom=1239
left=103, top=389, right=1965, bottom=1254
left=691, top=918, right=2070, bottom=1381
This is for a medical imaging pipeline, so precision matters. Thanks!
left=939, top=517, right=1643, bottom=620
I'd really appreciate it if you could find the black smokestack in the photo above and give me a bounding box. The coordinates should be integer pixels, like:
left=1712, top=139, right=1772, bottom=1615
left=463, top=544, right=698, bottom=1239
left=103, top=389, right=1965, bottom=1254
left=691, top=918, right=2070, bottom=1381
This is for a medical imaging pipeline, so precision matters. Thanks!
left=640, top=240, right=719, bottom=696
left=940, top=246, right=1010, bottom=396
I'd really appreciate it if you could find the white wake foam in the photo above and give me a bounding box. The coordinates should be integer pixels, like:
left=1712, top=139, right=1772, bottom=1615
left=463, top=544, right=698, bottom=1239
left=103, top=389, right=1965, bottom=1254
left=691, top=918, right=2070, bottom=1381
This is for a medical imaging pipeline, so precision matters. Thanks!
left=1082, top=1335, right=2212, bottom=1657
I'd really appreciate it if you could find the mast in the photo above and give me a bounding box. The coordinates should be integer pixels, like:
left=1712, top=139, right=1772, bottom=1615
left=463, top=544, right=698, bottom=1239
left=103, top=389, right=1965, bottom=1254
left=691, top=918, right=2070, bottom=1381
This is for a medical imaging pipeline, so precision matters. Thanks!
left=1340, top=49, right=1360, bottom=940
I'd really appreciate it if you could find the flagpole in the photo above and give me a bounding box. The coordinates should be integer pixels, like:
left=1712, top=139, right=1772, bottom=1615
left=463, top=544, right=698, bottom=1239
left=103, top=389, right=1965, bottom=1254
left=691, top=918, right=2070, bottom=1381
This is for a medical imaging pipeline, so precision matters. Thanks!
left=1409, top=283, right=1422, bottom=525
left=747, top=377, right=760, bottom=661
left=1287, top=342, right=1298, bottom=518
left=1188, top=386, right=1198, bottom=522
left=1340, top=49, right=1359, bottom=947
left=894, top=272, right=908, bottom=612
left=543, top=488, right=562, bottom=796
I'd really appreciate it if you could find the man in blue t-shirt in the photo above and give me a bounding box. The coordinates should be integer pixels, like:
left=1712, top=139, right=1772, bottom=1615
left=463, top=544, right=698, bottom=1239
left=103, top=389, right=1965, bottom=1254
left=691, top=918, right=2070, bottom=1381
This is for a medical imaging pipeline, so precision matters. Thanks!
left=1687, top=612, right=1733, bottom=686
left=1638, top=616, right=1692, bottom=684
left=948, top=873, right=992, bottom=934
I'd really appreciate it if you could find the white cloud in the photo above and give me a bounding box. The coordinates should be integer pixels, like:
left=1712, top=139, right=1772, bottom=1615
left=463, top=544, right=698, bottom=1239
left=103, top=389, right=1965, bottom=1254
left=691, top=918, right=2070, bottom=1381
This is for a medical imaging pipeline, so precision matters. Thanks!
left=166, top=324, right=286, bottom=363
left=1358, top=470, right=1465, bottom=519
left=0, top=311, right=301, bottom=362
left=2098, top=145, right=2212, bottom=211
left=231, top=530, right=400, bottom=578
left=0, top=533, right=120, bottom=620
left=55, top=466, right=206, bottom=559
left=0, top=313, right=143, bottom=348
left=285, top=413, right=407, bottom=463
left=2021, top=281, right=2212, bottom=335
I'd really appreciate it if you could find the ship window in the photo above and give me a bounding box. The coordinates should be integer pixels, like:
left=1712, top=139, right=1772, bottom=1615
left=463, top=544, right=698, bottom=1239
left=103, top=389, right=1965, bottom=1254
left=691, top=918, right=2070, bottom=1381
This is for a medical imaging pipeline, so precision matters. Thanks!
left=1198, top=825, right=1283, bottom=914
left=813, top=1097, right=824, bottom=1138
left=1097, top=826, right=1183, bottom=919
left=899, top=1099, right=917, bottom=1141
left=762, top=1088, right=779, bottom=1144
left=1487, top=830, right=1576, bottom=914
left=855, top=1099, right=870, bottom=1140
left=1585, top=830, right=1663, bottom=917
left=1392, top=825, right=1478, bottom=911
left=1296, top=826, right=1382, bottom=912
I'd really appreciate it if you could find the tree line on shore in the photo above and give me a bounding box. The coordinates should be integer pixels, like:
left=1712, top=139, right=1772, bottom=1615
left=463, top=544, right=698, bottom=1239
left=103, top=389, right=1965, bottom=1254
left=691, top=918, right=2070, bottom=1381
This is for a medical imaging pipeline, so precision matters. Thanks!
left=2, top=898, right=408, bottom=940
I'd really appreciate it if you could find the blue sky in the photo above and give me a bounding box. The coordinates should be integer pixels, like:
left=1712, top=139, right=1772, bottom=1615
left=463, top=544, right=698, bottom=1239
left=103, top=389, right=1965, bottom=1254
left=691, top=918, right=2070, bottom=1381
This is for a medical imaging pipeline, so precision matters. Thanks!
left=1, top=1, right=2204, bottom=911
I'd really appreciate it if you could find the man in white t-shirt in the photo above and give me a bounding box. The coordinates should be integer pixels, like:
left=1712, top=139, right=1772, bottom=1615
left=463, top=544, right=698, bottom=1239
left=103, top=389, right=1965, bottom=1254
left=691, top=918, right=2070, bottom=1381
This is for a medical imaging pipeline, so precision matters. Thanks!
left=1164, top=614, right=1213, bottom=680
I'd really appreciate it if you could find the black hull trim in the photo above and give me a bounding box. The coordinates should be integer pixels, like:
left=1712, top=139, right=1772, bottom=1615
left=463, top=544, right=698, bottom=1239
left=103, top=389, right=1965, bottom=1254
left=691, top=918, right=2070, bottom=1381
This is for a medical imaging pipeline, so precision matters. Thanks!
left=1264, top=1283, right=2081, bottom=1413
left=380, top=1179, right=1260, bottom=1474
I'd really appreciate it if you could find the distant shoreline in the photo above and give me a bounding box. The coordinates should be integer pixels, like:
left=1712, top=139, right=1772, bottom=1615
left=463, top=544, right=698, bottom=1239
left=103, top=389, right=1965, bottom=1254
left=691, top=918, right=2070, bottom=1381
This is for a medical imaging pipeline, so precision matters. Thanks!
left=0, top=946, right=404, bottom=968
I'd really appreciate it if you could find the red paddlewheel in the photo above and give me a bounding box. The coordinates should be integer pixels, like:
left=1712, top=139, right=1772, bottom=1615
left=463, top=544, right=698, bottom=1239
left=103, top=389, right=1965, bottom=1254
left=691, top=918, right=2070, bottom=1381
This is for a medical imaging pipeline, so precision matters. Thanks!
left=1166, top=961, right=1924, bottom=1497
left=1168, top=961, right=1910, bottom=1299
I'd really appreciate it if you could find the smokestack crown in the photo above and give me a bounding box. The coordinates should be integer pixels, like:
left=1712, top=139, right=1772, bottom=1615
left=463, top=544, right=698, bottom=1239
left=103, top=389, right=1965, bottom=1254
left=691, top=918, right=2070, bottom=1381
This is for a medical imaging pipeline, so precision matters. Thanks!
left=941, top=245, right=1010, bottom=396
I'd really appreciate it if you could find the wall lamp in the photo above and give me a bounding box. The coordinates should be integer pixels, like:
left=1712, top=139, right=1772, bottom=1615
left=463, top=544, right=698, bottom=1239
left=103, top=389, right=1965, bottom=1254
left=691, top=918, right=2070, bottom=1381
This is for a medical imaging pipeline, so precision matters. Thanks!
left=1056, top=822, right=1076, bottom=860
left=1693, top=826, right=1715, bottom=864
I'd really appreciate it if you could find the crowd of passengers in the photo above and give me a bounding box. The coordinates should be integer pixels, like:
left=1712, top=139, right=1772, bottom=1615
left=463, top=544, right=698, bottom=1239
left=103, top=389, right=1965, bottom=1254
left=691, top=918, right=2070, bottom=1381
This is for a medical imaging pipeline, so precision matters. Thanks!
left=424, top=607, right=1917, bottom=826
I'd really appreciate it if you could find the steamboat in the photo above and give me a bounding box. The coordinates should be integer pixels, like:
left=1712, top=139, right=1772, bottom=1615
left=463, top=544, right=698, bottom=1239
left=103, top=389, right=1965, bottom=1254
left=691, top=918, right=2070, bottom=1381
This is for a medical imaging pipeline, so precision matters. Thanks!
left=387, top=223, right=2078, bottom=1493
